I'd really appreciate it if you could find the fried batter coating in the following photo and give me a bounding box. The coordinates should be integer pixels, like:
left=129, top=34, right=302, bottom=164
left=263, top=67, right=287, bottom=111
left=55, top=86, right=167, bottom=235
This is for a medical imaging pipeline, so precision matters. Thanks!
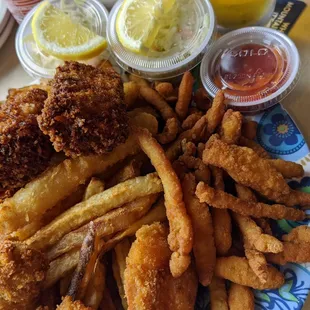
left=215, top=256, right=284, bottom=290
left=209, top=276, right=229, bottom=310
left=228, top=283, right=254, bottom=310
left=57, top=296, right=91, bottom=310
left=219, top=109, right=242, bottom=145
left=245, top=249, right=268, bottom=284
left=0, top=88, right=53, bottom=195
left=124, top=223, right=198, bottom=310
left=0, top=241, right=48, bottom=310
left=38, top=61, right=129, bottom=157
left=206, top=90, right=226, bottom=134
left=282, top=225, right=310, bottom=243
left=203, top=137, right=290, bottom=200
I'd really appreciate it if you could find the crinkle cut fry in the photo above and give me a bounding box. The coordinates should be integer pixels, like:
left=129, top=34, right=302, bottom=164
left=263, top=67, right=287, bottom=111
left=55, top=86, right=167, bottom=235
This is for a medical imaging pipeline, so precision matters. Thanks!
left=203, top=137, right=290, bottom=200
left=135, top=127, right=193, bottom=277
left=215, top=256, right=284, bottom=290
left=195, top=183, right=305, bottom=221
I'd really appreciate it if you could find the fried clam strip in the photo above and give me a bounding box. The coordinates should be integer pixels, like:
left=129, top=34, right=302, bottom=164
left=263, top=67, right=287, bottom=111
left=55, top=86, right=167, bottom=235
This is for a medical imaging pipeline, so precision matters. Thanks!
left=205, top=90, right=226, bottom=134
left=157, top=117, right=179, bottom=145
left=267, top=241, right=310, bottom=265
left=10, top=185, right=86, bottom=241
left=228, top=283, right=254, bottom=310
left=182, top=111, right=203, bottom=130
left=45, top=200, right=167, bottom=288
left=209, top=277, right=229, bottom=310
left=124, top=223, right=198, bottom=310
left=166, top=114, right=207, bottom=161
left=203, top=137, right=290, bottom=200
left=182, top=173, right=216, bottom=286
left=239, top=136, right=271, bottom=159
left=135, top=127, right=193, bottom=277
left=210, top=166, right=232, bottom=256
left=112, top=239, right=131, bottom=309
left=268, top=159, right=304, bottom=179
left=47, top=194, right=158, bottom=261
left=283, top=225, right=310, bottom=242
left=27, top=173, right=163, bottom=251
left=175, top=71, right=195, bottom=120
left=234, top=185, right=283, bottom=253
left=215, top=256, right=285, bottom=290
left=196, top=183, right=305, bottom=221
left=219, top=109, right=242, bottom=145
left=272, top=189, right=310, bottom=208
left=0, top=114, right=158, bottom=235
left=244, top=248, right=268, bottom=284
left=155, top=82, right=176, bottom=100
left=67, top=222, right=100, bottom=301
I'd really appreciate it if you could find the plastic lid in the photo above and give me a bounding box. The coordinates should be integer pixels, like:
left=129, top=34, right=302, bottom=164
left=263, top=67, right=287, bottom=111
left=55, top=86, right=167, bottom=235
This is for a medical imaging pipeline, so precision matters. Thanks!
left=200, top=27, right=300, bottom=112
left=15, top=0, right=109, bottom=79
left=107, top=0, right=216, bottom=80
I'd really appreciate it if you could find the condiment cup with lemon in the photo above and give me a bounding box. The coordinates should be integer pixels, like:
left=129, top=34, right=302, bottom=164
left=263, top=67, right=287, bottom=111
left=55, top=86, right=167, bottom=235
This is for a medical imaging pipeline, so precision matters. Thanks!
left=16, top=0, right=109, bottom=79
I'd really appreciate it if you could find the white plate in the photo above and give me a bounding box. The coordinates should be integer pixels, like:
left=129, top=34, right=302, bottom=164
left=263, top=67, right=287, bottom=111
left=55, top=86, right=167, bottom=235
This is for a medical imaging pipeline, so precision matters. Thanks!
left=0, top=14, right=15, bottom=50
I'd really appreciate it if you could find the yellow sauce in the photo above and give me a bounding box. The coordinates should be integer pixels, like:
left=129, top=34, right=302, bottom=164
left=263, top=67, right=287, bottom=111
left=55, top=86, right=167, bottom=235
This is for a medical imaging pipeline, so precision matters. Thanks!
left=210, top=0, right=272, bottom=29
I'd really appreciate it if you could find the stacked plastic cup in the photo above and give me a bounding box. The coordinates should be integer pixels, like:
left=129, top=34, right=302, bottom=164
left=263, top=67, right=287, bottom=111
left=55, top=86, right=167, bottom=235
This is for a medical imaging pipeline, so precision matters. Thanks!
left=4, top=0, right=41, bottom=23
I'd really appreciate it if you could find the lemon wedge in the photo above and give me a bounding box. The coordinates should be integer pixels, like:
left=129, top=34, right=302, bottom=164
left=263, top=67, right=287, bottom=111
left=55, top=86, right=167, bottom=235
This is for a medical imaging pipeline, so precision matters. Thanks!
left=116, top=0, right=177, bottom=54
left=31, top=1, right=107, bottom=60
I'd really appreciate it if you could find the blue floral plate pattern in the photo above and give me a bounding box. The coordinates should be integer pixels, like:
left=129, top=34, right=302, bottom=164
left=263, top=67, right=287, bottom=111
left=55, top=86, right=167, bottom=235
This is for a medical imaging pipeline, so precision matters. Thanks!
left=195, top=103, right=310, bottom=310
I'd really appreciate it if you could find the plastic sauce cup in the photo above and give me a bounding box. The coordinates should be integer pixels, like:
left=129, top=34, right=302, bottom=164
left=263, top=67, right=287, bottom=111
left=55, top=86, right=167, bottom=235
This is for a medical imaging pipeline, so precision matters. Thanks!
left=200, top=27, right=300, bottom=113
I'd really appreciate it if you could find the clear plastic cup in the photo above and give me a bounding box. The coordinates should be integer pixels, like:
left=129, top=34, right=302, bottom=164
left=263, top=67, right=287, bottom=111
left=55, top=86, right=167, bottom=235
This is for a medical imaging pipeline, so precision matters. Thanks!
left=200, top=27, right=300, bottom=113
left=15, top=0, right=109, bottom=79
left=107, top=0, right=216, bottom=81
left=4, top=0, right=41, bottom=23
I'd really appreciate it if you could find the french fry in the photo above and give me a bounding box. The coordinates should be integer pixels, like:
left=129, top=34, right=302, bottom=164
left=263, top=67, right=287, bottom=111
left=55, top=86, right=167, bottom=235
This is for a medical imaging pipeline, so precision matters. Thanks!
left=83, top=260, right=106, bottom=309
left=45, top=200, right=166, bottom=287
left=239, top=136, right=271, bottom=159
left=10, top=185, right=86, bottom=241
left=210, top=166, right=232, bottom=256
left=219, top=109, right=242, bottom=145
left=45, top=250, right=80, bottom=288
left=68, top=222, right=100, bottom=300
left=124, top=81, right=140, bottom=108
left=112, top=239, right=131, bottom=309
left=83, top=178, right=105, bottom=201
left=241, top=120, right=258, bottom=140
left=206, top=90, right=226, bottom=134
left=48, top=194, right=158, bottom=261
left=215, top=256, right=285, bottom=290
left=228, top=283, right=254, bottom=310
left=135, top=127, right=193, bottom=277
left=128, top=74, right=150, bottom=88
left=139, top=86, right=178, bottom=121
left=182, top=174, right=216, bottom=286
left=175, top=71, right=195, bottom=120
left=27, top=173, right=163, bottom=250
left=209, top=277, right=229, bottom=310
left=157, top=117, right=179, bottom=144
left=0, top=114, right=159, bottom=235
left=196, top=183, right=305, bottom=221
left=268, top=159, right=304, bottom=178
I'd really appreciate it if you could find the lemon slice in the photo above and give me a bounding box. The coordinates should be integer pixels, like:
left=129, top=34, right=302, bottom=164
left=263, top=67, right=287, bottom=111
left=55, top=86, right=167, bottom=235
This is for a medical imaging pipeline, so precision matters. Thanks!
left=32, top=1, right=107, bottom=60
left=116, top=0, right=177, bottom=54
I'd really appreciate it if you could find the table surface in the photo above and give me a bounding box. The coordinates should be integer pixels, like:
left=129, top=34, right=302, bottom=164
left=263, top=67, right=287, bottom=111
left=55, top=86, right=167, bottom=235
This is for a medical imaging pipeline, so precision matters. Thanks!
left=1, top=4, right=310, bottom=310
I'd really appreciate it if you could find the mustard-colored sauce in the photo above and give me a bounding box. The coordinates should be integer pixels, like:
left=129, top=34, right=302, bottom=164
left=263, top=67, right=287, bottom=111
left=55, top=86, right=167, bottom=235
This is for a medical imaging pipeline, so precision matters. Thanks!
left=210, top=0, right=271, bottom=28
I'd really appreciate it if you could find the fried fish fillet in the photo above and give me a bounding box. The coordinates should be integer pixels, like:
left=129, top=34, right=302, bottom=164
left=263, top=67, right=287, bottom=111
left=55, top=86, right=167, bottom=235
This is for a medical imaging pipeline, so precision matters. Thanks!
left=124, top=223, right=198, bottom=310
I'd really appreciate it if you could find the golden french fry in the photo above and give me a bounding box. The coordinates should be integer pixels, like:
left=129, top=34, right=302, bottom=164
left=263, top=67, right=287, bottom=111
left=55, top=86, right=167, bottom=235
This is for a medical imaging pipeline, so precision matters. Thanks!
left=241, top=120, right=258, bottom=140
left=83, top=178, right=105, bottom=201
left=112, top=239, right=131, bottom=309
left=135, top=127, right=193, bottom=277
left=175, top=71, right=195, bottom=120
left=182, top=174, right=216, bottom=286
left=83, top=260, right=106, bottom=310
left=45, top=200, right=166, bottom=288
left=215, top=256, right=285, bottom=290
left=209, top=277, right=229, bottom=310
left=228, top=283, right=254, bottom=310
left=0, top=114, right=159, bottom=236
left=124, top=81, right=140, bottom=108
left=27, top=173, right=163, bottom=251
left=47, top=194, right=158, bottom=261
left=10, top=185, right=86, bottom=241
left=129, top=74, right=150, bottom=88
